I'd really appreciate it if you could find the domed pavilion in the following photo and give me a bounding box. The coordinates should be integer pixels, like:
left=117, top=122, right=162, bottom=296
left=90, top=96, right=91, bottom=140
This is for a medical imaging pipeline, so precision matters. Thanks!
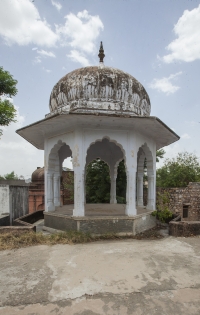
left=17, top=43, right=179, bottom=233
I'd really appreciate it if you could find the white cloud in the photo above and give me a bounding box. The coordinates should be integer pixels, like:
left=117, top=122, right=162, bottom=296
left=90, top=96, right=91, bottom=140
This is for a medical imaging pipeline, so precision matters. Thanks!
left=67, top=50, right=90, bottom=67
left=37, top=49, right=56, bottom=58
left=0, top=3, right=103, bottom=68
left=51, top=0, right=62, bottom=11
left=0, top=0, right=58, bottom=47
left=181, top=133, right=191, bottom=139
left=149, top=72, right=182, bottom=95
left=33, top=56, right=42, bottom=64
left=163, top=5, right=200, bottom=63
left=42, top=67, right=51, bottom=73
left=56, top=10, right=104, bottom=54
left=185, top=120, right=199, bottom=127
left=0, top=107, right=44, bottom=178
left=0, top=107, right=73, bottom=177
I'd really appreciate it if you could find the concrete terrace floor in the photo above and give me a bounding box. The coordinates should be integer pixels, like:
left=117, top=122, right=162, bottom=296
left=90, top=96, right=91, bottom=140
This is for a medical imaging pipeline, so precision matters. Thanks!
left=53, top=203, right=148, bottom=216
left=1, top=236, right=200, bottom=314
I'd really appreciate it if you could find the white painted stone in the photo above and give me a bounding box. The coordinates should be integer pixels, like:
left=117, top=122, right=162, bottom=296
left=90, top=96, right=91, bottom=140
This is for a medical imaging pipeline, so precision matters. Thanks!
left=0, top=185, right=9, bottom=214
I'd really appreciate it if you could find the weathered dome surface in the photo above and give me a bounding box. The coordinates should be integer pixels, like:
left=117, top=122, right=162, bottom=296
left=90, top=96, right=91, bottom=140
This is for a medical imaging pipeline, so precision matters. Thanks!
left=32, top=167, right=44, bottom=182
left=49, top=66, right=151, bottom=117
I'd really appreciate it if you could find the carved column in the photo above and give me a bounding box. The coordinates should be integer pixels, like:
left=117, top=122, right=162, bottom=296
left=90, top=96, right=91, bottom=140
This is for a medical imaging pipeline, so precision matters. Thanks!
left=73, top=170, right=85, bottom=216
left=47, top=172, right=54, bottom=211
left=73, top=130, right=85, bottom=217
left=126, top=169, right=137, bottom=216
left=137, top=173, right=144, bottom=207
left=110, top=164, right=118, bottom=204
left=53, top=173, right=60, bottom=207
left=125, top=138, right=137, bottom=216
left=147, top=174, right=154, bottom=210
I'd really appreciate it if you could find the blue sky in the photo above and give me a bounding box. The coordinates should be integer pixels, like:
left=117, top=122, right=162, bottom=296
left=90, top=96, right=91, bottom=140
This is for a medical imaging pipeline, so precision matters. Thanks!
left=0, top=0, right=200, bottom=178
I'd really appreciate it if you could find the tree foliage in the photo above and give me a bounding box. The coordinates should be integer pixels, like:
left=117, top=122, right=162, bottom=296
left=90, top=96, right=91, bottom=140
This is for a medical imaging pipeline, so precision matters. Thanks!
left=85, top=150, right=166, bottom=204
left=85, top=159, right=127, bottom=204
left=156, top=152, right=200, bottom=187
left=156, top=149, right=166, bottom=162
left=116, top=160, right=126, bottom=203
left=0, top=171, right=18, bottom=180
left=86, top=159, right=111, bottom=203
left=0, top=67, right=18, bottom=136
left=152, top=192, right=173, bottom=223
left=0, top=99, right=17, bottom=126
left=62, top=171, right=74, bottom=204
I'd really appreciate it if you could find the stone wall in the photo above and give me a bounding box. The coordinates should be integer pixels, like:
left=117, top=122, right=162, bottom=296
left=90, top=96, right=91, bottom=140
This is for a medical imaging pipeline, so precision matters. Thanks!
left=44, top=212, right=156, bottom=235
left=169, top=221, right=200, bottom=237
left=157, top=182, right=200, bottom=221
left=0, top=183, right=29, bottom=225
left=9, top=186, right=29, bottom=223
left=0, top=185, right=9, bottom=215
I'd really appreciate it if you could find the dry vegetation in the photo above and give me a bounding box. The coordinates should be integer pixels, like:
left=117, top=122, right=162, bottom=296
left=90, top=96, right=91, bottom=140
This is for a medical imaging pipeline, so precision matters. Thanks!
left=0, top=227, right=163, bottom=251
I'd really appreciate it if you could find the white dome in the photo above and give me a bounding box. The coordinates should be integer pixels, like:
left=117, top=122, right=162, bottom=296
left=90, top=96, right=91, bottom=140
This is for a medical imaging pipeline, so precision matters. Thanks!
left=49, top=66, right=151, bottom=117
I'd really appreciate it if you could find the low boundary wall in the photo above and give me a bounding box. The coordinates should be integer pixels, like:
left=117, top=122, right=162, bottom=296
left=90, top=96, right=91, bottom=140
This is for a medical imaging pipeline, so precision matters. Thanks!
left=169, top=220, right=200, bottom=237
left=14, top=210, right=44, bottom=226
left=0, top=214, right=10, bottom=226
left=44, top=211, right=156, bottom=235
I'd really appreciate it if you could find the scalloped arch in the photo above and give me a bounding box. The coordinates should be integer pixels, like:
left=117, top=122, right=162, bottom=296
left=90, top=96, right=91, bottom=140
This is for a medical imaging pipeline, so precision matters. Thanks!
left=86, top=136, right=126, bottom=160
left=48, top=140, right=72, bottom=171
left=137, top=142, right=154, bottom=173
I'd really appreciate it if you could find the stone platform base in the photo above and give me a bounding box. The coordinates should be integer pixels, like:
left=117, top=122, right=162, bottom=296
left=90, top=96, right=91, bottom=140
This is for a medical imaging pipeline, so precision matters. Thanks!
left=44, top=204, right=156, bottom=235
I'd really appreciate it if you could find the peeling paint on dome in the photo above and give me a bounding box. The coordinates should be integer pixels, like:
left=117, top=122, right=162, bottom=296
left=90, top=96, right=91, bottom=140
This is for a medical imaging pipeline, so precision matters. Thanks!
left=48, top=66, right=151, bottom=117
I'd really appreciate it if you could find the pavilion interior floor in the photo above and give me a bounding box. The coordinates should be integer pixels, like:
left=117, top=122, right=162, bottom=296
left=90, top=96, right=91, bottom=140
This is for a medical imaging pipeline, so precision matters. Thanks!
left=53, top=204, right=148, bottom=217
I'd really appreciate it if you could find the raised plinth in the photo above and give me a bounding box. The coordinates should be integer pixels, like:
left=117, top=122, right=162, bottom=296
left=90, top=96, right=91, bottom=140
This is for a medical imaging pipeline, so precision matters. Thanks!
left=44, top=204, right=156, bottom=235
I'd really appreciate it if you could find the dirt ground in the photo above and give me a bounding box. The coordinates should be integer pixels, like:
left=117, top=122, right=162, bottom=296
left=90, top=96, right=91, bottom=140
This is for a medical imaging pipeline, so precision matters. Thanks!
left=0, top=235, right=200, bottom=315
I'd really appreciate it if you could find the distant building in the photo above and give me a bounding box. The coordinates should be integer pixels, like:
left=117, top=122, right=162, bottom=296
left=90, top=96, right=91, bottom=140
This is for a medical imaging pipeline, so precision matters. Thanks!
left=29, top=167, right=45, bottom=213
left=28, top=167, right=74, bottom=213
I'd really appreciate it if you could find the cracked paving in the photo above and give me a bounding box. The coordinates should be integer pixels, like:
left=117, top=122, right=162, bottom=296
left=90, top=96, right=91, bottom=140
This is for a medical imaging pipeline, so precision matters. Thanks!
left=0, top=237, right=200, bottom=314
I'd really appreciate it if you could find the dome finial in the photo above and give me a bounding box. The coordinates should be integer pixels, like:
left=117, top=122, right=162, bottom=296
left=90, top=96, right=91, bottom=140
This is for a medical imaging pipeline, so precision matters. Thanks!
left=98, top=41, right=105, bottom=63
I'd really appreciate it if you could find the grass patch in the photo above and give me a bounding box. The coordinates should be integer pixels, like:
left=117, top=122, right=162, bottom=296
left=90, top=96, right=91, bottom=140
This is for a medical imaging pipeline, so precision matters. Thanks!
left=0, top=227, right=163, bottom=251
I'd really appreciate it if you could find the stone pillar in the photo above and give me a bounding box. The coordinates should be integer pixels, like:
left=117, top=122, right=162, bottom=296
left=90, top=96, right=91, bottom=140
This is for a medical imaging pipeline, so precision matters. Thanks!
left=110, top=164, right=117, bottom=204
left=147, top=174, right=154, bottom=210
left=137, top=173, right=144, bottom=207
left=47, top=172, right=55, bottom=211
left=73, top=131, right=85, bottom=217
left=53, top=173, right=60, bottom=207
left=126, top=169, right=137, bottom=216
left=84, top=169, right=87, bottom=205
left=73, top=170, right=85, bottom=216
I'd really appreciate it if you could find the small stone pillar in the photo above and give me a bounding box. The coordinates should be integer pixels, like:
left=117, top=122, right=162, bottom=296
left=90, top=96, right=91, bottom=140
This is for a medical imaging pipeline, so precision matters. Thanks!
left=147, top=174, right=154, bottom=210
left=53, top=173, right=60, bottom=207
left=126, top=170, right=137, bottom=216
left=137, top=173, right=144, bottom=207
left=47, top=172, right=54, bottom=211
left=73, top=170, right=85, bottom=216
left=72, top=131, right=85, bottom=217
left=110, top=164, right=117, bottom=204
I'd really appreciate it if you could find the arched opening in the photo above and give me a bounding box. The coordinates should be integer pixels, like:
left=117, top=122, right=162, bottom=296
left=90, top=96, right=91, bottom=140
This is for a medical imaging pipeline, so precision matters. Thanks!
left=84, top=138, right=127, bottom=215
left=46, top=141, right=72, bottom=212
left=137, top=143, right=154, bottom=210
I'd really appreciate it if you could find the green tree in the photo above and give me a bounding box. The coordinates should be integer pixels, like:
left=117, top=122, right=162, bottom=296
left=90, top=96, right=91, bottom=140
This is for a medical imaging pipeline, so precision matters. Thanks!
left=0, top=171, right=18, bottom=180
left=116, top=160, right=127, bottom=203
left=156, top=149, right=166, bottom=162
left=62, top=171, right=74, bottom=204
left=85, top=150, right=166, bottom=204
left=0, top=67, right=18, bottom=136
left=86, top=159, right=110, bottom=203
left=156, top=152, right=200, bottom=187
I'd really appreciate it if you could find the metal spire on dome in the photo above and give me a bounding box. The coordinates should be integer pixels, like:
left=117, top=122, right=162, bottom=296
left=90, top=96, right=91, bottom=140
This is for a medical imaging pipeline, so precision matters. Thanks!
left=98, top=41, right=105, bottom=63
